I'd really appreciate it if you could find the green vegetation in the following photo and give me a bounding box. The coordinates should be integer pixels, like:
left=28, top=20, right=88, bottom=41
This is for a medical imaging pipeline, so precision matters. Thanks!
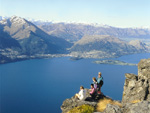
left=67, top=104, right=95, bottom=113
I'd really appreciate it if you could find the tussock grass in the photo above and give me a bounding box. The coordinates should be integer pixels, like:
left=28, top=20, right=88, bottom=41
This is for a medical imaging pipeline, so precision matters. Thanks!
left=67, top=104, right=95, bottom=113
left=130, top=100, right=141, bottom=104
left=97, top=97, right=122, bottom=112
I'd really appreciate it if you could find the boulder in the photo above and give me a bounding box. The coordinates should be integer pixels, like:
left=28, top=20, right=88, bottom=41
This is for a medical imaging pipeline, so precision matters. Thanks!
left=103, top=104, right=122, bottom=113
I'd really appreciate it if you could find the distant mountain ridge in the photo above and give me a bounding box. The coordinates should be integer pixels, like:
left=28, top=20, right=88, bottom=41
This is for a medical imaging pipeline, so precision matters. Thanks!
left=70, top=35, right=149, bottom=58
left=0, top=16, right=150, bottom=63
left=35, top=22, right=150, bottom=43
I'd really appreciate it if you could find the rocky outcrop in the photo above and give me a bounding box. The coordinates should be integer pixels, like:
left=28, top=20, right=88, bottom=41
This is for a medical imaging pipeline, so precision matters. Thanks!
left=61, top=59, right=150, bottom=113
left=122, top=59, right=150, bottom=104
left=61, top=97, right=97, bottom=113
left=61, top=89, right=106, bottom=113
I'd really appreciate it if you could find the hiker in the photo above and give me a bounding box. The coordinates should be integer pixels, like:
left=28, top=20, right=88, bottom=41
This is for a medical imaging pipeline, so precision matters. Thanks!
left=89, top=84, right=96, bottom=99
left=75, top=86, right=86, bottom=100
left=92, top=77, right=98, bottom=89
left=97, top=72, right=103, bottom=94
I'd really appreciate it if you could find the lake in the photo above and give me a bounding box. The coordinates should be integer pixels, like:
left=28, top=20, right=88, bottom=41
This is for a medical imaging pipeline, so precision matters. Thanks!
left=0, top=53, right=150, bottom=113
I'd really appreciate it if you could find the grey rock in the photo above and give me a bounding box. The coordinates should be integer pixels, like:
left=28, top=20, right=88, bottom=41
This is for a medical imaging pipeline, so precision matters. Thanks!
left=125, top=73, right=138, bottom=80
left=104, top=104, right=122, bottom=113
left=122, top=59, right=150, bottom=104
left=123, top=101, right=150, bottom=113
left=138, top=59, right=150, bottom=79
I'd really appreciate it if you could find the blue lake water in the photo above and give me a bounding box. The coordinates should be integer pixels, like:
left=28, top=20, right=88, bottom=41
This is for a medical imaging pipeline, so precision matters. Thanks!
left=0, top=53, right=150, bottom=113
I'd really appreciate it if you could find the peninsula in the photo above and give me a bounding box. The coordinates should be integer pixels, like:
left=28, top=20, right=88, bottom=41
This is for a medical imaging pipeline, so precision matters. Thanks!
left=93, top=60, right=137, bottom=66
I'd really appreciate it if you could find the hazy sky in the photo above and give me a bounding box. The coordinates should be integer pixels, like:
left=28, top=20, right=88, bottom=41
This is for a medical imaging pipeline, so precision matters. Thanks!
left=0, top=0, right=150, bottom=28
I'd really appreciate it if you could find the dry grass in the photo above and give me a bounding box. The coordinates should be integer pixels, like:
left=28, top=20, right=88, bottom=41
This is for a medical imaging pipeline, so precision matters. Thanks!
left=130, top=100, right=141, bottom=104
left=97, top=97, right=122, bottom=112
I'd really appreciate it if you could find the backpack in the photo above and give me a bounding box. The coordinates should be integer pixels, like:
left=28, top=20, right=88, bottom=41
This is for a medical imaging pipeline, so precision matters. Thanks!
left=98, top=77, right=104, bottom=87
left=100, top=80, right=103, bottom=87
left=93, top=81, right=98, bottom=89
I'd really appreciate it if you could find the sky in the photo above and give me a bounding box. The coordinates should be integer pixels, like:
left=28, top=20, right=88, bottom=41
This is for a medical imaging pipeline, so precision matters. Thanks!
left=0, top=0, right=150, bottom=28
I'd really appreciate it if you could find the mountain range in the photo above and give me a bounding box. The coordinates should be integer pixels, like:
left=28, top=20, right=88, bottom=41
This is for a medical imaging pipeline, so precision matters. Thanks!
left=35, top=22, right=150, bottom=43
left=0, top=16, right=150, bottom=63
left=0, top=16, right=72, bottom=55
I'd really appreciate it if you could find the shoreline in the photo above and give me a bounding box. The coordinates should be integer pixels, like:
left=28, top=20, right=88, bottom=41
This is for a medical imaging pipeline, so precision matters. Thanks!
left=0, top=52, right=149, bottom=65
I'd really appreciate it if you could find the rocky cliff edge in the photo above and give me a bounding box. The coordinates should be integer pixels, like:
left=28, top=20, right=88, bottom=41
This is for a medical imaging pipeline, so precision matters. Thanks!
left=61, top=59, right=150, bottom=113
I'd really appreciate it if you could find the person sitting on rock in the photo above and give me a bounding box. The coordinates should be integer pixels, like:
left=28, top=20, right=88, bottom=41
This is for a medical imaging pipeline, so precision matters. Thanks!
left=89, top=84, right=96, bottom=99
left=75, top=86, right=86, bottom=100
left=92, top=77, right=98, bottom=89
left=97, top=72, right=103, bottom=94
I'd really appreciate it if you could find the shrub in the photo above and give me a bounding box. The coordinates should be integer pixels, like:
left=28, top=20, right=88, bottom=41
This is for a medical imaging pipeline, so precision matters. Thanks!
left=67, top=104, right=95, bottom=113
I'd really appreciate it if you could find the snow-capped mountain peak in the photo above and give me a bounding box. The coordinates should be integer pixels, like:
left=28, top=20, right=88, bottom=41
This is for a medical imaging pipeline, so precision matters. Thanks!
left=10, top=15, right=26, bottom=24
